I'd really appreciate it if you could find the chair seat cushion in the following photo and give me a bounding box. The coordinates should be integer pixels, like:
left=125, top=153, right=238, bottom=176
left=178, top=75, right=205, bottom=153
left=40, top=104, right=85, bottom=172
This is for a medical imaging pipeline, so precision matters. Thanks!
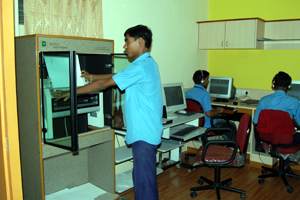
left=194, top=145, right=245, bottom=167
left=262, top=142, right=300, bottom=163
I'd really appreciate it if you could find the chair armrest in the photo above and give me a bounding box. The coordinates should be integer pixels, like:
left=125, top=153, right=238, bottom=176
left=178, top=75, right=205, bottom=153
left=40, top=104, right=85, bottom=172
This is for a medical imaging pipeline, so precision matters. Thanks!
left=201, top=140, right=238, bottom=166
left=202, top=127, right=232, bottom=145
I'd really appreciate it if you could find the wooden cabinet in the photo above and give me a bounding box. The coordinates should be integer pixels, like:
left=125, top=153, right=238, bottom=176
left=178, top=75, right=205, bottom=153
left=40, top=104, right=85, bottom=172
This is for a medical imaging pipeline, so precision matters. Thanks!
left=262, top=19, right=300, bottom=49
left=15, top=35, right=119, bottom=200
left=198, top=18, right=265, bottom=49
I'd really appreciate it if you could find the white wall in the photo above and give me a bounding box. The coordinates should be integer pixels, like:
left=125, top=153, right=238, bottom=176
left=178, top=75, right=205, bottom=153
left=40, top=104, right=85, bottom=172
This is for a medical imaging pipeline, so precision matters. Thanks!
left=102, top=0, right=209, bottom=88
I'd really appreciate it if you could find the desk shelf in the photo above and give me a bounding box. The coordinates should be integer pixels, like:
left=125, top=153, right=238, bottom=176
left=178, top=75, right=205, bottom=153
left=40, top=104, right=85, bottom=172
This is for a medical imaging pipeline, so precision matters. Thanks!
left=115, top=145, right=133, bottom=164
left=115, top=168, right=163, bottom=193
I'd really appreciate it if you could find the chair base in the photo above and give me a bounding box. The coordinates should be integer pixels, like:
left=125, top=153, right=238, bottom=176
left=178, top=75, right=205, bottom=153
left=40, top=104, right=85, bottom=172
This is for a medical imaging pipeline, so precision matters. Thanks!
left=190, top=167, right=245, bottom=200
left=258, top=157, right=300, bottom=193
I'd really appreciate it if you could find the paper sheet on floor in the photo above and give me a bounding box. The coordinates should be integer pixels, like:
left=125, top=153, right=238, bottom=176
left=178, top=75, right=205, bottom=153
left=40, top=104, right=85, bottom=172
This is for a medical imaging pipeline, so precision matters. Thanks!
left=45, top=183, right=107, bottom=200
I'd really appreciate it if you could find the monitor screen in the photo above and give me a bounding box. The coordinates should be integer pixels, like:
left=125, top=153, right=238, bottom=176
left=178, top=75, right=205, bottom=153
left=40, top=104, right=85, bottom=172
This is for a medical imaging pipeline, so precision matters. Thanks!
left=289, top=80, right=300, bottom=101
left=207, top=76, right=235, bottom=102
left=161, top=82, right=187, bottom=118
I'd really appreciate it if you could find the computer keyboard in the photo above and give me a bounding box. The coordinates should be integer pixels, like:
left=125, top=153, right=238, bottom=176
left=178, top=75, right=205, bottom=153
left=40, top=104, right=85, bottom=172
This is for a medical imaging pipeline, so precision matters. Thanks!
left=240, top=99, right=260, bottom=105
left=172, top=126, right=199, bottom=136
left=212, top=105, right=234, bottom=110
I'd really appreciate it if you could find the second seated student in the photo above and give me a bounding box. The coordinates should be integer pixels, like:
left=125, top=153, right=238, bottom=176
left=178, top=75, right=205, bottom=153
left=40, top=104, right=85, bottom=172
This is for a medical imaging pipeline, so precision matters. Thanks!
left=253, top=71, right=300, bottom=167
left=185, top=70, right=237, bottom=140
left=55, top=25, right=163, bottom=200
left=253, top=72, right=300, bottom=139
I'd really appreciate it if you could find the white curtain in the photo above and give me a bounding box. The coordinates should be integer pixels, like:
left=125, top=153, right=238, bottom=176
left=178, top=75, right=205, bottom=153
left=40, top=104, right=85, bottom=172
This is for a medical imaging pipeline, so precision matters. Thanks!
left=24, top=0, right=103, bottom=38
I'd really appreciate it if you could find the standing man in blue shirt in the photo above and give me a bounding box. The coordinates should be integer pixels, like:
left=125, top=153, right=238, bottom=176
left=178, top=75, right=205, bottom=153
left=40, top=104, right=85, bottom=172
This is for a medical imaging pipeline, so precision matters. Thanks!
left=56, top=25, right=163, bottom=200
left=253, top=71, right=300, bottom=140
left=185, top=70, right=237, bottom=140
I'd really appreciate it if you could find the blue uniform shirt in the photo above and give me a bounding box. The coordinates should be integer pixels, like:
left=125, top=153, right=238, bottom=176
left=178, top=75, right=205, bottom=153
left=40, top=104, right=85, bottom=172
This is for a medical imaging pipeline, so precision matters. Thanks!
left=185, top=84, right=216, bottom=128
left=112, top=52, right=163, bottom=145
left=253, top=90, right=300, bottom=124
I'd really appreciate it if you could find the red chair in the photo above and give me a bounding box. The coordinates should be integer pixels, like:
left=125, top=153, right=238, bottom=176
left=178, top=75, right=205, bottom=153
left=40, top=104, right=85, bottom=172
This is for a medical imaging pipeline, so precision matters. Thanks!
left=185, top=98, right=205, bottom=127
left=256, top=109, right=300, bottom=193
left=190, top=113, right=251, bottom=200
left=183, top=99, right=230, bottom=165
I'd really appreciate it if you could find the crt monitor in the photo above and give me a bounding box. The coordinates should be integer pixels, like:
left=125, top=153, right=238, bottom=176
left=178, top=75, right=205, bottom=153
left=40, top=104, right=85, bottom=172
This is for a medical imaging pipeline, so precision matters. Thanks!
left=207, top=76, right=235, bottom=102
left=289, top=80, right=300, bottom=101
left=162, top=82, right=187, bottom=119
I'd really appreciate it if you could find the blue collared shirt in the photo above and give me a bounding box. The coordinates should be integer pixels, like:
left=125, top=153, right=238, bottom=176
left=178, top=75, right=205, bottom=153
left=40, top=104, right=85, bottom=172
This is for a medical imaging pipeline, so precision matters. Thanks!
left=253, top=90, right=300, bottom=124
left=112, top=52, right=163, bottom=145
left=185, top=84, right=216, bottom=128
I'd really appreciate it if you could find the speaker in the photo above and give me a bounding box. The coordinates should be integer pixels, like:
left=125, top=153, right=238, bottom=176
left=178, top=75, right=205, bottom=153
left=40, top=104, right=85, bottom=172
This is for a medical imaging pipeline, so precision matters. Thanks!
left=200, top=70, right=205, bottom=84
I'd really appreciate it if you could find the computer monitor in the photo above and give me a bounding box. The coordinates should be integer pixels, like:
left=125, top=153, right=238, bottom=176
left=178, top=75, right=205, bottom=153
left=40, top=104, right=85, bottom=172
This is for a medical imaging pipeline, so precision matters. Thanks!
left=207, top=76, right=235, bottom=102
left=289, top=80, right=300, bottom=101
left=161, top=82, right=187, bottom=119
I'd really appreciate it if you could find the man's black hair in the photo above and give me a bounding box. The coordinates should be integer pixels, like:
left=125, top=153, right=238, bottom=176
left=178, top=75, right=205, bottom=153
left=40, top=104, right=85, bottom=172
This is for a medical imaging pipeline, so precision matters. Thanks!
left=193, top=70, right=209, bottom=84
left=273, top=71, right=292, bottom=88
left=124, top=25, right=152, bottom=48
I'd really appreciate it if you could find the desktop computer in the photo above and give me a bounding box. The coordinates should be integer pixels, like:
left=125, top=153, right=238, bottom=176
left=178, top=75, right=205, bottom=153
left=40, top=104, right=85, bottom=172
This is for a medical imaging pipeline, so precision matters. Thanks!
left=207, top=76, right=236, bottom=102
left=289, top=80, right=300, bottom=101
left=161, top=82, right=187, bottom=119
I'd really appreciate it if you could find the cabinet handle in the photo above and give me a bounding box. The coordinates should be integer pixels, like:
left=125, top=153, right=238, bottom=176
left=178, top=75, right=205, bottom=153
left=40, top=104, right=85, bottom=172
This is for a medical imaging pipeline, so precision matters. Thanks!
left=221, top=41, right=223, bottom=47
left=226, top=41, right=228, bottom=47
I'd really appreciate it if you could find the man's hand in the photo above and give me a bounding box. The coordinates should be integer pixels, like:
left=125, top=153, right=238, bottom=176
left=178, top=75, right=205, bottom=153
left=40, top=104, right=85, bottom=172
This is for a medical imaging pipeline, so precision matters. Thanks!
left=54, top=90, right=70, bottom=102
left=81, top=70, right=93, bottom=82
left=216, top=107, right=224, bottom=114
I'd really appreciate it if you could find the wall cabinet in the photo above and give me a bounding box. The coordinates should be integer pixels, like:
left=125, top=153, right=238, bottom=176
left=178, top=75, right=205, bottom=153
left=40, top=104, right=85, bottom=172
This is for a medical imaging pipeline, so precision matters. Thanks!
left=262, top=19, right=300, bottom=49
left=198, top=18, right=300, bottom=50
left=198, top=18, right=265, bottom=49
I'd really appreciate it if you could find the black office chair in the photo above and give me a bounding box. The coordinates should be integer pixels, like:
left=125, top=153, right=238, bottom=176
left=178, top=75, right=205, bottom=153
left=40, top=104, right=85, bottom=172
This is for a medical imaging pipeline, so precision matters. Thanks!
left=182, top=99, right=230, bottom=171
left=190, top=113, right=251, bottom=200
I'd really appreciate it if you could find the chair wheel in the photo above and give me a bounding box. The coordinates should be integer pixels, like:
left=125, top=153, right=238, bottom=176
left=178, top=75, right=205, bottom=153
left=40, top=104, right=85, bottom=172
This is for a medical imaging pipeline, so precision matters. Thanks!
left=261, top=169, right=267, bottom=174
left=287, top=186, right=294, bottom=193
left=258, top=178, right=265, bottom=184
left=240, top=193, right=246, bottom=199
left=226, top=181, right=232, bottom=186
left=185, top=156, right=189, bottom=161
left=190, top=191, right=197, bottom=198
left=198, top=179, right=204, bottom=185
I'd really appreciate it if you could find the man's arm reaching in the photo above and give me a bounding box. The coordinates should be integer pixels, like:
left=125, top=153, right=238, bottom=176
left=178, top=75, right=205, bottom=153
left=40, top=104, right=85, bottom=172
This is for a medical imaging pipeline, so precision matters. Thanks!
left=54, top=77, right=116, bottom=101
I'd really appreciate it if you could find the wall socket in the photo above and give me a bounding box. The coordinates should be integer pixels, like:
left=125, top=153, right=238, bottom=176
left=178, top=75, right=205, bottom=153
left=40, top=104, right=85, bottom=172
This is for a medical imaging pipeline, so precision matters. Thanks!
left=236, top=89, right=249, bottom=95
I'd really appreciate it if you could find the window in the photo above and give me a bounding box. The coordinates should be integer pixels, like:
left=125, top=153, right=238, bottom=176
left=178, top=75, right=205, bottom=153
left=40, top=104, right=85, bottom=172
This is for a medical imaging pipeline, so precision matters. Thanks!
left=18, top=0, right=24, bottom=24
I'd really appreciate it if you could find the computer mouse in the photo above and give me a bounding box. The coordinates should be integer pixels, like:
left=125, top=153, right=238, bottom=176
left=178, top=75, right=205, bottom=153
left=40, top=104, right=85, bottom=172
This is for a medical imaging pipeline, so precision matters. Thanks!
left=177, top=110, right=187, bottom=114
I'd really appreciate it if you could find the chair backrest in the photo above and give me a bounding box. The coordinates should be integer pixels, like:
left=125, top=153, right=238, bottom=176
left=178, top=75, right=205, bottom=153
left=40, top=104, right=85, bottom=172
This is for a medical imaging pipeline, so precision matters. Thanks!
left=257, top=110, right=295, bottom=145
left=236, top=113, right=252, bottom=154
left=185, top=99, right=205, bottom=127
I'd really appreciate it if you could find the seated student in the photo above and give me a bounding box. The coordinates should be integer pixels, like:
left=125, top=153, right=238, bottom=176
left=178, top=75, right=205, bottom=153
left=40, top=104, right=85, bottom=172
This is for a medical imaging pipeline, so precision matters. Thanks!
left=185, top=70, right=237, bottom=140
left=253, top=71, right=300, bottom=141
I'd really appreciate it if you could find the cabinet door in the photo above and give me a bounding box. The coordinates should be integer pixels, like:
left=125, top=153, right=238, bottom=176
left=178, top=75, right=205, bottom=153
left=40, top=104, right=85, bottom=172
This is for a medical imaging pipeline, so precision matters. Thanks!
left=198, top=21, right=226, bottom=49
left=41, top=51, right=79, bottom=152
left=225, top=20, right=257, bottom=49
left=111, top=54, right=132, bottom=130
